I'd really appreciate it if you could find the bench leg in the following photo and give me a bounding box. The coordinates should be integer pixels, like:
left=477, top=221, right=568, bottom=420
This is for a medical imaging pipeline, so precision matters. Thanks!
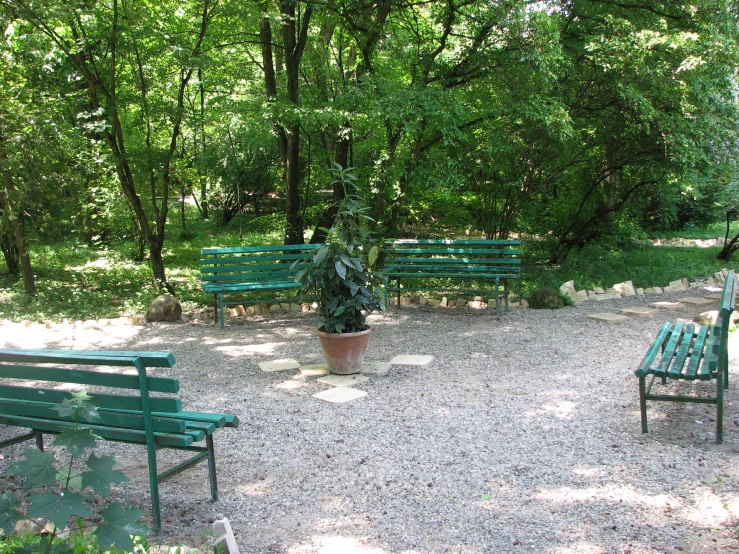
left=219, top=294, right=225, bottom=329
left=207, top=435, right=219, bottom=502
left=717, top=371, right=724, bottom=444
left=638, top=376, right=648, bottom=434
left=213, top=294, right=219, bottom=326
left=35, top=431, right=44, bottom=451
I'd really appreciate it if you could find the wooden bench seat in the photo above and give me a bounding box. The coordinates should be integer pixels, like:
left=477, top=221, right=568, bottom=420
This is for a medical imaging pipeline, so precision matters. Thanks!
left=200, top=244, right=321, bottom=328
left=383, top=239, right=522, bottom=314
left=0, top=349, right=239, bottom=532
left=635, top=272, right=736, bottom=443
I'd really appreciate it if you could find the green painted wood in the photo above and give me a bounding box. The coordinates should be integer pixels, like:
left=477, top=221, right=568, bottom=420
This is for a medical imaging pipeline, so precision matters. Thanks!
left=200, top=261, right=311, bottom=274
left=202, top=281, right=299, bottom=292
left=0, top=400, right=187, bottom=434
left=185, top=421, right=217, bottom=435
left=200, top=254, right=315, bottom=265
left=390, top=239, right=521, bottom=246
left=201, top=244, right=322, bottom=255
left=388, top=257, right=521, bottom=265
left=684, top=325, right=710, bottom=381
left=0, top=349, right=176, bottom=368
left=698, top=335, right=720, bottom=380
left=169, top=411, right=240, bottom=428
left=667, top=324, right=695, bottom=380
left=654, top=322, right=684, bottom=378
left=0, top=414, right=195, bottom=448
left=0, top=385, right=182, bottom=413
left=0, top=364, right=178, bottom=393
left=634, top=322, right=673, bottom=378
left=388, top=248, right=521, bottom=256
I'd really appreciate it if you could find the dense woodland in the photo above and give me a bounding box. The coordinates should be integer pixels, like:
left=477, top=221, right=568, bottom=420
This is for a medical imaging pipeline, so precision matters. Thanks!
left=0, top=0, right=738, bottom=295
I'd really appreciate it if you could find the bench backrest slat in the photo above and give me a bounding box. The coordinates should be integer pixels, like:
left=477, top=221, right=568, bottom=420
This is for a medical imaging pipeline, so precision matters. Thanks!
left=201, top=244, right=322, bottom=255
left=0, top=399, right=186, bottom=434
left=0, top=384, right=181, bottom=414
left=0, top=350, right=175, bottom=368
left=0, top=364, right=178, bottom=393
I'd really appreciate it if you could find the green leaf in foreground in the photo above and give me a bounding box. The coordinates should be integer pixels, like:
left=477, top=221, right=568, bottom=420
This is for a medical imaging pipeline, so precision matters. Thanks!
left=52, top=427, right=98, bottom=460
left=27, top=491, right=91, bottom=530
left=0, top=491, right=23, bottom=534
left=94, top=502, right=148, bottom=552
left=9, top=448, right=57, bottom=490
left=81, top=453, right=128, bottom=497
left=52, top=391, right=100, bottom=423
left=480, top=494, right=492, bottom=501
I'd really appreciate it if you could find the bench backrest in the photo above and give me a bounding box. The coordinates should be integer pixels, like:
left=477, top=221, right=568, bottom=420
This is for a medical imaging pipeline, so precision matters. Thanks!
left=0, top=349, right=182, bottom=433
left=384, top=239, right=522, bottom=278
left=715, top=272, right=737, bottom=372
left=200, top=244, right=322, bottom=285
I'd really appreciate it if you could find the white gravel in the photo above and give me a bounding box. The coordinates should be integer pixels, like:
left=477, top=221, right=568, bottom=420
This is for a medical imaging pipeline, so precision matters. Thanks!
left=2, top=289, right=739, bottom=554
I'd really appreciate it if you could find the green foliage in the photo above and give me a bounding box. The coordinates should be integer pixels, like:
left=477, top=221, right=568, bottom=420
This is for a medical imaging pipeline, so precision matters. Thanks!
left=1, top=391, right=147, bottom=553
left=294, top=166, right=385, bottom=333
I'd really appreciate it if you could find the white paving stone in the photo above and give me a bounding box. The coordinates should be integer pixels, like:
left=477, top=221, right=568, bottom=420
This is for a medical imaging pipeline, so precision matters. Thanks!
left=390, top=354, right=434, bottom=367
left=587, top=313, right=628, bottom=323
left=360, top=362, right=392, bottom=376
left=313, top=387, right=368, bottom=404
left=678, top=297, right=715, bottom=307
left=619, top=307, right=659, bottom=317
left=649, top=302, right=684, bottom=311
left=317, top=374, right=370, bottom=387
left=705, top=293, right=723, bottom=300
left=258, top=358, right=301, bottom=372
left=299, top=364, right=330, bottom=377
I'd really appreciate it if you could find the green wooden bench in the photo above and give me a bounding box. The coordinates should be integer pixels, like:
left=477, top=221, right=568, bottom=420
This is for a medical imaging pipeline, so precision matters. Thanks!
left=200, top=244, right=322, bottom=328
left=0, top=349, right=239, bottom=532
left=636, top=272, right=736, bottom=444
left=383, top=239, right=522, bottom=314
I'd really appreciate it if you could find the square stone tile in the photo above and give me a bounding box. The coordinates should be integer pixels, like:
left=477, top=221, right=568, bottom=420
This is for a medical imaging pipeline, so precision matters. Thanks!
left=649, top=302, right=685, bottom=310
left=317, top=374, right=370, bottom=387
left=587, top=313, right=628, bottom=323
left=705, top=293, right=723, bottom=300
left=360, top=362, right=392, bottom=376
left=314, top=387, right=368, bottom=404
left=678, top=297, right=715, bottom=306
left=619, top=307, right=659, bottom=317
left=390, top=355, right=434, bottom=367
left=299, top=364, right=330, bottom=377
left=258, top=358, right=301, bottom=372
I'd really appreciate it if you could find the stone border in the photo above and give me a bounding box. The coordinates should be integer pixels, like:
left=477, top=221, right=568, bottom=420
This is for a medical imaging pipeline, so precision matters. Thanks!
left=558, top=267, right=735, bottom=306
left=0, top=268, right=734, bottom=332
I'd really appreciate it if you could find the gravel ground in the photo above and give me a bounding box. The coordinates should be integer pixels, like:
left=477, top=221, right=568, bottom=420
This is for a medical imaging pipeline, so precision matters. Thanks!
left=2, top=288, right=739, bottom=554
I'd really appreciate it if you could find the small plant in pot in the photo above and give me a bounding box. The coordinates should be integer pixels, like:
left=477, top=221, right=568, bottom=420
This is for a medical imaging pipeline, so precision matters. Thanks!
left=294, top=165, right=385, bottom=374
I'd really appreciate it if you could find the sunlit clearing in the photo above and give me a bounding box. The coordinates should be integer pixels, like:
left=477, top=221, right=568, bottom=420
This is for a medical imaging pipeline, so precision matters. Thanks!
left=537, top=400, right=578, bottom=418
left=572, top=467, right=601, bottom=478
left=274, top=379, right=307, bottom=391
left=548, top=543, right=616, bottom=554
left=217, top=343, right=281, bottom=357
left=288, top=536, right=394, bottom=554
left=539, top=486, right=677, bottom=510
left=683, top=490, right=739, bottom=526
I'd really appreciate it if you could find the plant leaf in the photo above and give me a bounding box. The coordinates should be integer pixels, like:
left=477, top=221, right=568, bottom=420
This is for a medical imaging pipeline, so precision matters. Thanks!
left=10, top=448, right=58, bottom=490
left=52, top=427, right=98, bottom=460
left=368, top=245, right=379, bottom=266
left=27, top=491, right=91, bottom=530
left=94, top=502, right=148, bottom=552
left=53, top=392, right=100, bottom=423
left=0, top=492, right=23, bottom=534
left=335, top=260, right=346, bottom=279
left=81, top=453, right=128, bottom=497
left=314, top=244, right=329, bottom=265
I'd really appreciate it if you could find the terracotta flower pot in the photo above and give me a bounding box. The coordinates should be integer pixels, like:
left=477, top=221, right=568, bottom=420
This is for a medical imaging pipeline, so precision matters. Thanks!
left=316, top=328, right=371, bottom=375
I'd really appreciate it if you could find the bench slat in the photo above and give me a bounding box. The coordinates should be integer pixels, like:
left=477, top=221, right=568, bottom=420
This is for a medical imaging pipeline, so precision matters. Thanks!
left=698, top=333, right=720, bottom=380
left=201, top=244, right=321, bottom=255
left=0, top=399, right=187, bottom=434
left=635, top=322, right=673, bottom=378
left=0, top=414, right=197, bottom=448
left=0, top=349, right=175, bottom=368
left=200, top=254, right=314, bottom=265
left=667, top=323, right=695, bottom=380
left=0, top=364, right=178, bottom=393
left=684, top=325, right=710, bottom=381
left=654, top=322, right=684, bottom=378
left=0, top=385, right=181, bottom=414
left=389, top=248, right=521, bottom=256
left=391, top=239, right=521, bottom=245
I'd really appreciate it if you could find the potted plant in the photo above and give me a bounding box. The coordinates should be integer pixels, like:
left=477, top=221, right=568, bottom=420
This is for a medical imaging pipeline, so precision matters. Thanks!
left=294, top=165, right=385, bottom=374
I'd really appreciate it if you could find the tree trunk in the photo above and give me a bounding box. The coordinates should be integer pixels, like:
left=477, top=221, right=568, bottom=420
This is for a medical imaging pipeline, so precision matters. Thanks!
left=3, top=171, right=35, bottom=295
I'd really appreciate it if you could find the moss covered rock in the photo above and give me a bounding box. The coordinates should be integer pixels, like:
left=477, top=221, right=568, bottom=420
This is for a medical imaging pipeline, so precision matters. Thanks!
left=528, top=287, right=571, bottom=309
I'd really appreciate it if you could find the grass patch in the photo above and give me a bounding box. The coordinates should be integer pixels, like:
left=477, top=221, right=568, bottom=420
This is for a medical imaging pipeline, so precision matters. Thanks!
left=1, top=214, right=738, bottom=322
